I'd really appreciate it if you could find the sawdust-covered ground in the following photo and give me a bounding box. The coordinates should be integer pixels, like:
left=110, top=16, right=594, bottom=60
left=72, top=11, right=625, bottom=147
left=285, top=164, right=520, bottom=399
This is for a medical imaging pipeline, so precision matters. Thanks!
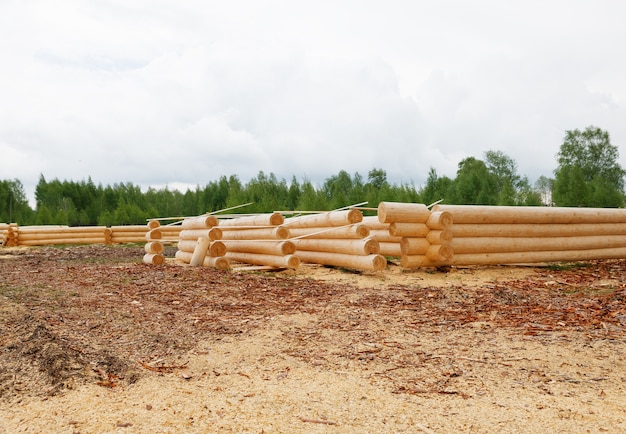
left=1, top=245, right=625, bottom=433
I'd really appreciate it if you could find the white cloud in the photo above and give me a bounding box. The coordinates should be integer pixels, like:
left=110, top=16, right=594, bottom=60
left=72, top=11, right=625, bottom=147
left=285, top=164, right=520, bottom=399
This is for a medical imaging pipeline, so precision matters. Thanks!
left=1, top=0, right=626, bottom=206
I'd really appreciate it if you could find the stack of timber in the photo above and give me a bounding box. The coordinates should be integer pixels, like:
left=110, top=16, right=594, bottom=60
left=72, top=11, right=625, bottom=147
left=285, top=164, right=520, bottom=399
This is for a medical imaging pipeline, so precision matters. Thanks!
left=13, top=225, right=110, bottom=246
left=287, top=209, right=386, bottom=271
left=142, top=220, right=166, bottom=265
left=0, top=223, right=11, bottom=246
left=220, top=212, right=299, bottom=270
left=432, top=204, right=626, bottom=265
left=361, top=215, right=401, bottom=257
left=378, top=202, right=454, bottom=268
left=174, top=214, right=230, bottom=269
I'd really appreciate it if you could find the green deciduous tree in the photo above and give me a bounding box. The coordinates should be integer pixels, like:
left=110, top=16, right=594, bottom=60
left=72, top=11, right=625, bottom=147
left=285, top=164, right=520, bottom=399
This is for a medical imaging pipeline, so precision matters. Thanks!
left=553, top=126, right=625, bottom=207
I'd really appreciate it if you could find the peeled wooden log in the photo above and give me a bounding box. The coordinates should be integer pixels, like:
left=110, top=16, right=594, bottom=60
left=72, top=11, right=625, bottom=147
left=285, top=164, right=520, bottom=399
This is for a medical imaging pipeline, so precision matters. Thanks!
left=181, top=215, right=219, bottom=229
left=426, top=211, right=453, bottom=230
left=222, top=240, right=296, bottom=256
left=426, top=230, right=453, bottom=244
left=433, top=204, right=626, bottom=224
left=177, top=240, right=227, bottom=256
left=378, top=202, right=430, bottom=224
left=110, top=225, right=149, bottom=233
left=18, top=225, right=102, bottom=234
left=452, top=222, right=626, bottom=238
left=284, top=209, right=362, bottom=228
left=400, top=238, right=430, bottom=255
left=401, top=255, right=440, bottom=268
left=219, top=212, right=284, bottom=227
left=296, top=251, right=387, bottom=271
left=288, top=224, right=369, bottom=240
left=292, top=238, right=379, bottom=255
left=145, top=229, right=162, bottom=240
left=145, top=241, right=164, bottom=255
left=190, top=237, right=211, bottom=266
left=377, top=241, right=402, bottom=257
left=111, top=236, right=150, bottom=244
left=425, top=244, right=454, bottom=262
left=389, top=222, right=430, bottom=238
left=175, top=250, right=231, bottom=269
left=147, top=220, right=160, bottom=229
left=219, top=226, right=288, bottom=240
left=18, top=231, right=108, bottom=241
left=450, top=247, right=626, bottom=265
left=361, top=215, right=389, bottom=230
left=179, top=228, right=223, bottom=241
left=225, top=252, right=300, bottom=269
left=18, top=237, right=107, bottom=246
left=143, top=253, right=165, bottom=265
left=368, top=229, right=402, bottom=243
left=451, top=235, right=626, bottom=254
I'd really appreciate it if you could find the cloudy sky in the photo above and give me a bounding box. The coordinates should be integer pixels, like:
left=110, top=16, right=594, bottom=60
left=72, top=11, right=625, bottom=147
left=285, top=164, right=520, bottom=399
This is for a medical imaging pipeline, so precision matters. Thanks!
left=2, top=0, right=625, bottom=205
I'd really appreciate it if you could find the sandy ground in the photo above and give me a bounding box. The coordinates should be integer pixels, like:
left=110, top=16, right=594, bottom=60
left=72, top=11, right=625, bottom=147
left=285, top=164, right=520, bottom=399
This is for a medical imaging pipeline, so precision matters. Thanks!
left=1, top=246, right=625, bottom=433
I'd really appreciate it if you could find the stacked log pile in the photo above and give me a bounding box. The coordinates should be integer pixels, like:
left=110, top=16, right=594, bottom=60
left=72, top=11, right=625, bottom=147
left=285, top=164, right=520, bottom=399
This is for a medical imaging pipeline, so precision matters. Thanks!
left=220, top=212, right=299, bottom=269
left=0, top=223, right=11, bottom=246
left=287, top=209, right=387, bottom=271
left=361, top=216, right=401, bottom=257
left=12, top=226, right=110, bottom=246
left=432, top=204, right=626, bottom=266
left=142, top=220, right=166, bottom=265
left=377, top=202, right=453, bottom=268
left=174, top=215, right=229, bottom=269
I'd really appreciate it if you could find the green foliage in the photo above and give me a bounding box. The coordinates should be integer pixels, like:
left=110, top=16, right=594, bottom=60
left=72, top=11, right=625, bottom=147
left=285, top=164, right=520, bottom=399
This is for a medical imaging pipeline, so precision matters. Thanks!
left=553, top=126, right=625, bottom=207
left=4, top=130, right=624, bottom=228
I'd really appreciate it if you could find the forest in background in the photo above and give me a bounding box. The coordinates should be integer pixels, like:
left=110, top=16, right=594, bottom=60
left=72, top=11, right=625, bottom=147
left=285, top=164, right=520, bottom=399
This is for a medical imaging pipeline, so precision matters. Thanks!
left=2, top=127, right=624, bottom=226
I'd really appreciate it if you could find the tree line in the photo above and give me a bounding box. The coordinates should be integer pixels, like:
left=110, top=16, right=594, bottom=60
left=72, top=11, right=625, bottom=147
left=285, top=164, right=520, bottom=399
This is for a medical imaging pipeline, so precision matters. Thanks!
left=1, top=126, right=624, bottom=226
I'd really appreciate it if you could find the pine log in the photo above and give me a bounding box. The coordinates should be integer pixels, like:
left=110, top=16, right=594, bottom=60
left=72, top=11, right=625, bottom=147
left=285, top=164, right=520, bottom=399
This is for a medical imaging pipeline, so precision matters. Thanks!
left=175, top=250, right=230, bottom=269
left=181, top=215, right=219, bottom=229
left=451, top=235, right=626, bottom=254
left=145, top=241, right=164, bottom=255
left=368, top=229, right=402, bottom=243
left=426, top=230, right=453, bottom=244
left=190, top=237, right=211, bottom=266
left=449, top=247, right=626, bottom=265
left=18, top=226, right=104, bottom=233
left=296, top=251, right=387, bottom=271
left=361, top=215, right=389, bottom=230
left=111, top=236, right=150, bottom=244
left=426, top=211, right=453, bottom=230
left=292, top=238, right=379, bottom=255
left=143, top=253, right=165, bottom=265
left=17, top=237, right=107, bottom=246
left=389, top=222, right=430, bottom=238
left=283, top=209, right=362, bottom=228
left=177, top=240, right=227, bottom=256
left=400, top=238, right=430, bottom=255
left=110, top=225, right=149, bottom=233
left=219, top=212, right=284, bottom=227
left=145, top=229, right=162, bottom=240
left=377, top=241, right=402, bottom=257
left=179, top=228, right=223, bottom=241
left=225, top=252, right=300, bottom=269
left=452, top=222, right=626, bottom=238
left=433, top=204, right=626, bottom=224
left=222, top=240, right=296, bottom=255
left=18, top=231, right=108, bottom=241
left=219, top=226, right=289, bottom=240
left=147, top=220, right=161, bottom=229
left=401, top=255, right=440, bottom=268
left=288, top=224, right=369, bottom=239
left=425, top=244, right=454, bottom=262
left=377, top=202, right=430, bottom=224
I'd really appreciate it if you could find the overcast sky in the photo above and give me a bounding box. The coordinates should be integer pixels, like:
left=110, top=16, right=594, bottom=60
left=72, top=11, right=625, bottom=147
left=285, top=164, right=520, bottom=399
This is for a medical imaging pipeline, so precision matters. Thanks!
left=2, top=0, right=625, bottom=206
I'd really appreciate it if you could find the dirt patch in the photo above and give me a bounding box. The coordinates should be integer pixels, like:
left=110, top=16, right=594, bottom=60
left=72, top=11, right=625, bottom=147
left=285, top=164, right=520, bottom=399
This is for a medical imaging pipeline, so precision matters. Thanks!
left=1, top=245, right=625, bottom=432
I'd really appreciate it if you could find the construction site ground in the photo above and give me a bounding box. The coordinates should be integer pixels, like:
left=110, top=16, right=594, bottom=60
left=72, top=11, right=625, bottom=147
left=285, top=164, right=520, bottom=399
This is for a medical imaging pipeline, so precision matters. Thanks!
left=0, top=245, right=625, bottom=433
